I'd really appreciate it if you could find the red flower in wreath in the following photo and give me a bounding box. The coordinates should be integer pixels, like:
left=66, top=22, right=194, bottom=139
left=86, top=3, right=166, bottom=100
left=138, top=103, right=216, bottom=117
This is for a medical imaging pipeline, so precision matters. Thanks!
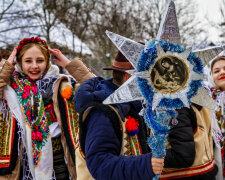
left=17, top=45, right=22, bottom=50
left=19, top=41, right=24, bottom=45
left=35, top=37, right=41, bottom=42
left=17, top=37, right=48, bottom=53
left=31, top=37, right=35, bottom=42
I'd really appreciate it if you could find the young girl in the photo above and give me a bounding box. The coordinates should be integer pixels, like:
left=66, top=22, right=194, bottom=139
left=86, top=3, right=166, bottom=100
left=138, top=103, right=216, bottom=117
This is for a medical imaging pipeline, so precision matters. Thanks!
left=0, top=37, right=94, bottom=180
left=207, top=55, right=225, bottom=180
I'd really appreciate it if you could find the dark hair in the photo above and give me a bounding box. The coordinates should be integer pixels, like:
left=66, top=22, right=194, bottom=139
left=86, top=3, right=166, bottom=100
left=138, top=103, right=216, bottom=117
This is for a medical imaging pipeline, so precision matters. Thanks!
left=113, top=70, right=126, bottom=86
left=211, top=56, right=225, bottom=71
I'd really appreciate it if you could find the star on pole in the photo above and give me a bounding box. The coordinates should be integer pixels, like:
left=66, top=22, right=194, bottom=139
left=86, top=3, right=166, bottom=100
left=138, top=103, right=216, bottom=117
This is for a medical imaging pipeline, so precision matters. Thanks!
left=103, top=0, right=223, bottom=111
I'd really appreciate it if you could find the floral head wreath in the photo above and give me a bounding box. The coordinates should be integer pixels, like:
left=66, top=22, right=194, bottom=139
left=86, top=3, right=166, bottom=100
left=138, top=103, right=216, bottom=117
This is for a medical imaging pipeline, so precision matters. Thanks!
left=16, top=37, right=48, bottom=53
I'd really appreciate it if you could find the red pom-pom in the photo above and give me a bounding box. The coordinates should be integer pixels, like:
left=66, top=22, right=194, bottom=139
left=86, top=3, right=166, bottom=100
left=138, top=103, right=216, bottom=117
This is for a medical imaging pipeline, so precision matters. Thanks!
left=125, top=116, right=139, bottom=132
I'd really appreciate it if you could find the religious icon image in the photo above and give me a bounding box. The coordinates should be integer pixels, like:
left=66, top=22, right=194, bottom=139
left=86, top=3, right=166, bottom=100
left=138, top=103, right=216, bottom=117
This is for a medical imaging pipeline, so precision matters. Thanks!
left=150, top=55, right=189, bottom=94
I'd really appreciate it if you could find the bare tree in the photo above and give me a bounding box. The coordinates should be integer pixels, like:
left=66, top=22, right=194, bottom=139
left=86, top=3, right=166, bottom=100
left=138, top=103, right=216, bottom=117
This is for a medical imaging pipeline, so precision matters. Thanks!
left=175, top=1, right=206, bottom=45
left=50, top=0, right=97, bottom=55
left=84, top=0, right=203, bottom=76
left=33, top=0, right=58, bottom=43
left=0, top=0, right=206, bottom=77
left=0, top=0, right=39, bottom=47
left=217, top=0, right=225, bottom=43
left=0, top=0, right=15, bottom=21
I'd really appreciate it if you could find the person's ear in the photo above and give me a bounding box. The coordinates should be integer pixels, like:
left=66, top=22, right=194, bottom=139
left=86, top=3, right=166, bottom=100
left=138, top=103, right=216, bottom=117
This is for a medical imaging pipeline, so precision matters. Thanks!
left=124, top=72, right=131, bottom=81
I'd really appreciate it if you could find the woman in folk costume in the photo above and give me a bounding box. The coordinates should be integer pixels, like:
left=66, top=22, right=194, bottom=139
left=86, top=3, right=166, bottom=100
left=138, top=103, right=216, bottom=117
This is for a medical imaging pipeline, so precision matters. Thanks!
left=207, top=55, right=225, bottom=180
left=0, top=37, right=94, bottom=180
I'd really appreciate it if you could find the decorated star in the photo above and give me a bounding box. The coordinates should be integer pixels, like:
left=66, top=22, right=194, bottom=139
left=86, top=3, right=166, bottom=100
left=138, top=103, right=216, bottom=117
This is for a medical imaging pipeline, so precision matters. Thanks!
left=103, top=2, right=225, bottom=179
left=103, top=0, right=224, bottom=111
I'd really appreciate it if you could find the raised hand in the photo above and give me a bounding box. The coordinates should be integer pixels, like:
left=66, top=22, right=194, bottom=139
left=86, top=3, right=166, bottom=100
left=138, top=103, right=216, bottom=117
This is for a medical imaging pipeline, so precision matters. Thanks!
left=7, top=48, right=17, bottom=65
left=49, top=48, right=71, bottom=68
left=151, top=157, right=164, bottom=175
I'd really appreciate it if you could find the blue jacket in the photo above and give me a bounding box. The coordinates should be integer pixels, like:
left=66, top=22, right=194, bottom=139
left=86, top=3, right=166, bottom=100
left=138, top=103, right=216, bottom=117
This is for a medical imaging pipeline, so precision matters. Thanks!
left=75, top=77, right=155, bottom=180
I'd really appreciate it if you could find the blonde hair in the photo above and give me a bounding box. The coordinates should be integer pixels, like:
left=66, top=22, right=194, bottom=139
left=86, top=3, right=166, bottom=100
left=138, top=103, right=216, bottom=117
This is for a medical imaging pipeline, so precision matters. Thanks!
left=16, top=43, right=50, bottom=69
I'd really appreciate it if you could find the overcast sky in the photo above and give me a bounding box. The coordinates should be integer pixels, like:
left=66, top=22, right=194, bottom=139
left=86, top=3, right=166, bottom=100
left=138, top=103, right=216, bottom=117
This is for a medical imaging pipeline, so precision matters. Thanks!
left=196, top=0, right=224, bottom=43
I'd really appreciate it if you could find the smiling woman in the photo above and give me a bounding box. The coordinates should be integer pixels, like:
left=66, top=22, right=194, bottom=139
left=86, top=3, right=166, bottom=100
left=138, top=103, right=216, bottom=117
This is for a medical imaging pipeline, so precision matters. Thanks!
left=211, top=57, right=225, bottom=90
left=207, top=55, right=225, bottom=180
left=0, top=37, right=94, bottom=180
left=20, top=46, right=47, bottom=80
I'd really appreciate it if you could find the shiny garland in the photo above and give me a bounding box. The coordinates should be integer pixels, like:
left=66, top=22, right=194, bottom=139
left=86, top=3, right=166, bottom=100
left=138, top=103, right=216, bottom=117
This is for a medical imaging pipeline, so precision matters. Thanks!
left=137, top=40, right=203, bottom=109
left=187, top=80, right=202, bottom=102
left=136, top=40, right=203, bottom=160
left=158, top=98, right=184, bottom=109
left=145, top=107, right=177, bottom=158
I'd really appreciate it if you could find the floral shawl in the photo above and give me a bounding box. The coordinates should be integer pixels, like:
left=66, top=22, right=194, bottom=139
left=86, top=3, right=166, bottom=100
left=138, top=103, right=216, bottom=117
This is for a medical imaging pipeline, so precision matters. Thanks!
left=6, top=64, right=61, bottom=179
left=211, top=87, right=225, bottom=177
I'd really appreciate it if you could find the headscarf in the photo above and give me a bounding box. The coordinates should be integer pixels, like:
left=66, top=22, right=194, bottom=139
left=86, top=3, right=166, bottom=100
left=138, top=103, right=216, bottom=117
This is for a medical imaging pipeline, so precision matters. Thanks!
left=9, top=38, right=57, bottom=179
left=207, top=60, right=217, bottom=88
left=206, top=55, right=225, bottom=177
